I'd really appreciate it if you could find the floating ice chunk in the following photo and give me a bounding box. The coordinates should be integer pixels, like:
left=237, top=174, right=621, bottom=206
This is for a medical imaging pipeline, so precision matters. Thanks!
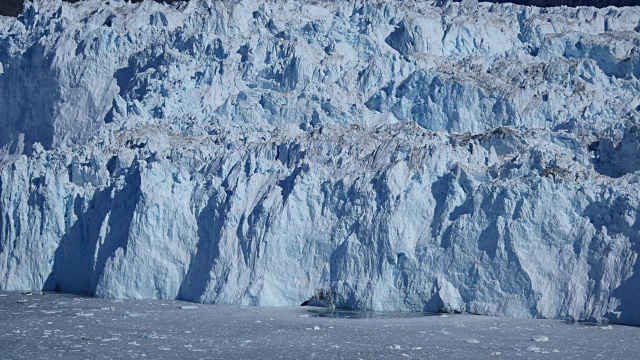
left=466, top=339, right=480, bottom=344
left=75, top=312, right=94, bottom=317
left=532, top=335, right=549, bottom=342
left=179, top=306, right=198, bottom=310
left=125, top=311, right=146, bottom=317
left=600, top=325, right=613, bottom=330
left=435, top=277, right=465, bottom=313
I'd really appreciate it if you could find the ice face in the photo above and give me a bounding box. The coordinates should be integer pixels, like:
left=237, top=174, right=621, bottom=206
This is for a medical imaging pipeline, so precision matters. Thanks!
left=1, top=0, right=640, bottom=325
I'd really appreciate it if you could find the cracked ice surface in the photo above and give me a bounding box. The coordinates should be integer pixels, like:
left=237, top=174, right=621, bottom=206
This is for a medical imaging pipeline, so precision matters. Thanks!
left=1, top=0, right=640, bottom=325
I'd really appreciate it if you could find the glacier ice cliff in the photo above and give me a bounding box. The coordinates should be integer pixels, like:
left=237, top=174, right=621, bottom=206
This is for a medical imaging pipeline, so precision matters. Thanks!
left=2, top=0, right=640, bottom=325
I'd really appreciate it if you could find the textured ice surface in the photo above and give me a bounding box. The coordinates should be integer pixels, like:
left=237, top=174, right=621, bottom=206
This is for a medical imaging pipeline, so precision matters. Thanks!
left=1, top=0, right=640, bottom=325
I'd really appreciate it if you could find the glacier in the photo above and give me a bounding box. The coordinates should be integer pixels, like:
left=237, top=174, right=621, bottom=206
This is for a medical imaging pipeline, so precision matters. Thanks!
left=1, top=0, right=640, bottom=325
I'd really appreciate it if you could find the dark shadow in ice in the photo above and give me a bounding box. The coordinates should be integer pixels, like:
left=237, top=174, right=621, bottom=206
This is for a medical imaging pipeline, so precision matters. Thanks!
left=177, top=190, right=230, bottom=302
left=583, top=194, right=640, bottom=326
left=430, top=172, right=454, bottom=246
left=89, top=167, right=141, bottom=294
left=385, top=21, right=411, bottom=56
left=43, top=166, right=141, bottom=295
left=0, top=42, right=57, bottom=154
left=592, top=126, right=640, bottom=178
left=608, top=265, right=640, bottom=326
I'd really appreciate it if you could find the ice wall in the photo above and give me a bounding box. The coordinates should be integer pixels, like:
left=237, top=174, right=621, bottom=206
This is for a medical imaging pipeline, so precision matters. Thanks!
left=1, top=0, right=640, bottom=325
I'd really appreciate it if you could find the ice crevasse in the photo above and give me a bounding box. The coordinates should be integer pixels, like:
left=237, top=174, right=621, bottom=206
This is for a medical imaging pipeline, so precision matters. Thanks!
left=1, top=0, right=640, bottom=325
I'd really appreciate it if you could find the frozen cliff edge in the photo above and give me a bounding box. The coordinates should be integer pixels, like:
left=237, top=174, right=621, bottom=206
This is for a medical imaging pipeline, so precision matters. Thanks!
left=1, top=0, right=640, bottom=325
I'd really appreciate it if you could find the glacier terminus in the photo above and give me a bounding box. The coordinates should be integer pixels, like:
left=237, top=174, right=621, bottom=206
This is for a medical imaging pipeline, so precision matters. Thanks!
left=1, top=0, right=640, bottom=326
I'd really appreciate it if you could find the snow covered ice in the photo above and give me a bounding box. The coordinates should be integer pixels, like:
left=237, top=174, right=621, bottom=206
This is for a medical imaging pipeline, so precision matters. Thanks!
left=1, top=0, right=640, bottom=327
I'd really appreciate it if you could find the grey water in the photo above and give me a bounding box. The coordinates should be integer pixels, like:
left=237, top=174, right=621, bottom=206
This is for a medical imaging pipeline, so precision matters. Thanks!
left=308, top=308, right=439, bottom=319
left=2, top=291, right=640, bottom=359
